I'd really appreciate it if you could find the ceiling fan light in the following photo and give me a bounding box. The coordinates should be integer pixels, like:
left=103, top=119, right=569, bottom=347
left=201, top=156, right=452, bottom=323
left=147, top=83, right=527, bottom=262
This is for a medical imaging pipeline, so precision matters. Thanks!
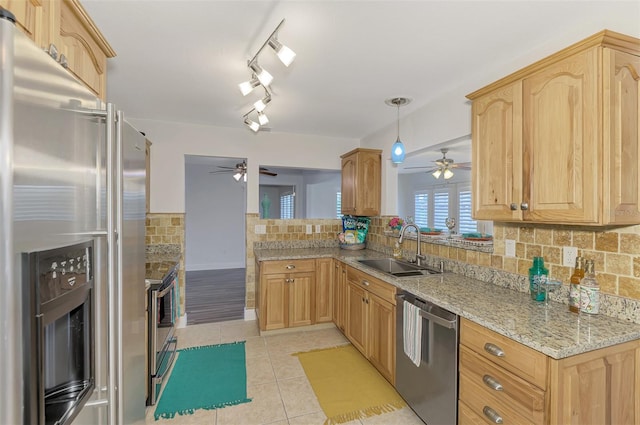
left=268, top=38, right=296, bottom=67
left=443, top=168, right=454, bottom=179
left=432, top=168, right=442, bottom=179
left=244, top=117, right=260, bottom=132
left=243, top=173, right=247, bottom=182
left=249, top=62, right=273, bottom=87
left=258, top=111, right=269, bottom=125
left=233, top=172, right=243, bottom=181
left=391, top=139, right=405, bottom=164
left=238, top=76, right=260, bottom=96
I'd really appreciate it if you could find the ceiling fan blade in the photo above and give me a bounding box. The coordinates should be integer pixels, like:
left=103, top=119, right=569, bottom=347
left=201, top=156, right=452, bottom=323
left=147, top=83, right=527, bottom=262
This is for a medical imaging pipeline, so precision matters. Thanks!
left=260, top=170, right=278, bottom=176
left=451, top=162, right=472, bottom=168
left=403, top=166, right=431, bottom=169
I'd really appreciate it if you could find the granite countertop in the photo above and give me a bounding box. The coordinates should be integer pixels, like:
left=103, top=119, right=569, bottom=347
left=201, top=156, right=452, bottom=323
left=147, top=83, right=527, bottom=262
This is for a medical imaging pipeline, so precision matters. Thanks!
left=254, top=247, right=640, bottom=359
left=145, top=253, right=180, bottom=281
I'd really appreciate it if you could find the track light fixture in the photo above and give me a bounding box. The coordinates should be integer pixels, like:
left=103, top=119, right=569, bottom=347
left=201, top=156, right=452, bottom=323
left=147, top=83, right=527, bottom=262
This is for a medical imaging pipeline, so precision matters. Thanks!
left=239, top=19, right=295, bottom=131
left=385, top=97, right=411, bottom=164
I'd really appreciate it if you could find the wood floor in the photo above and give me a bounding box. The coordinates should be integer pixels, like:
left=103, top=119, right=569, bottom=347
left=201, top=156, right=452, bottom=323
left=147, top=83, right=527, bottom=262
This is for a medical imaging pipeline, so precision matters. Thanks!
left=185, top=268, right=246, bottom=325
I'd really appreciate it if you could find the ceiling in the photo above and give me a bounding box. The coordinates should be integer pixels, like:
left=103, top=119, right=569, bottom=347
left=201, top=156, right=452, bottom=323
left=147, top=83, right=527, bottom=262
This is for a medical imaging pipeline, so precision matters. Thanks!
left=83, top=1, right=638, bottom=169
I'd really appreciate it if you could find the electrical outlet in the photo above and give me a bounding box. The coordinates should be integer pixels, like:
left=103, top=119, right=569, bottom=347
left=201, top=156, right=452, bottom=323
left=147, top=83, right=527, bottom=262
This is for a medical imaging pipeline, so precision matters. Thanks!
left=563, top=246, right=578, bottom=267
left=505, top=239, right=516, bottom=257
left=254, top=224, right=266, bottom=234
left=306, top=224, right=312, bottom=234
left=315, top=224, right=321, bottom=233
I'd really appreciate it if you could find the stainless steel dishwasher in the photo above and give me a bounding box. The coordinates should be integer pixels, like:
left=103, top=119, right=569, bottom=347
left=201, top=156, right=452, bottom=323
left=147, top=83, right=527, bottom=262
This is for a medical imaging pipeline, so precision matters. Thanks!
left=396, top=291, right=459, bottom=425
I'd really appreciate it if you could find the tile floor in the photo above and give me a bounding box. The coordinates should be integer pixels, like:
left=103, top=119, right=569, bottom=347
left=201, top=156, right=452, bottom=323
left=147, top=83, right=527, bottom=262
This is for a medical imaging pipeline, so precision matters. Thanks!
left=146, top=320, right=424, bottom=425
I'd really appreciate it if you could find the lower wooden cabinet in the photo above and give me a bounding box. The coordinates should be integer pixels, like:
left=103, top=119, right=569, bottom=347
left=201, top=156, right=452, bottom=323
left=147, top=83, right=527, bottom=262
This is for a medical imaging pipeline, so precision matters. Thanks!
left=332, top=259, right=347, bottom=332
left=314, top=258, right=333, bottom=324
left=345, top=265, right=396, bottom=384
left=257, top=259, right=315, bottom=331
left=459, top=318, right=640, bottom=425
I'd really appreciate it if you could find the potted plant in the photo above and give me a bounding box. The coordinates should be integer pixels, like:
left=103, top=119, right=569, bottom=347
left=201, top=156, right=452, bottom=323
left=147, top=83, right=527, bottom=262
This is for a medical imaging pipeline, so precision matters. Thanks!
left=387, top=217, right=404, bottom=234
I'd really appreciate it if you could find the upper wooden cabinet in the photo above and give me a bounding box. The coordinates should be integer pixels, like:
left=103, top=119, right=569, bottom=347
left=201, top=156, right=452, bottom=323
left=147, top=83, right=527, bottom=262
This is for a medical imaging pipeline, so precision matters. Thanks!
left=340, top=148, right=382, bottom=217
left=0, top=0, right=115, bottom=99
left=468, top=30, right=640, bottom=225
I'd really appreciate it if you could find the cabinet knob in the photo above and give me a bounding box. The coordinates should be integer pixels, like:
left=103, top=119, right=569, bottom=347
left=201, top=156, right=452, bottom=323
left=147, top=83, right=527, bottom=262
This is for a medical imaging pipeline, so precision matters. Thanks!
left=510, top=203, right=517, bottom=211
left=482, top=406, right=503, bottom=424
left=520, top=202, right=529, bottom=210
left=484, top=342, right=505, bottom=357
left=482, top=375, right=504, bottom=391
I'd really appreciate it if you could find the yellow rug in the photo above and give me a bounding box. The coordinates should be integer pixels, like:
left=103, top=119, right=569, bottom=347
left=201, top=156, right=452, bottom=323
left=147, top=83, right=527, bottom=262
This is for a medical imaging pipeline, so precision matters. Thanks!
left=293, top=344, right=406, bottom=425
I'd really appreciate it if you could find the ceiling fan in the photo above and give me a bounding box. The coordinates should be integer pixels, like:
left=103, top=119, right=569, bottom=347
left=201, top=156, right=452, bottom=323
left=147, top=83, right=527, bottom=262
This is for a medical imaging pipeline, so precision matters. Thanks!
left=209, top=161, right=277, bottom=182
left=405, top=148, right=471, bottom=179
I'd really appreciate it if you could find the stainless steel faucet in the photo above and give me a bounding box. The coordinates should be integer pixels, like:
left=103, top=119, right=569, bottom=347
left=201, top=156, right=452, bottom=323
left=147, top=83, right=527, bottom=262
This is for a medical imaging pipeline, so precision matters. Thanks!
left=399, top=223, right=426, bottom=266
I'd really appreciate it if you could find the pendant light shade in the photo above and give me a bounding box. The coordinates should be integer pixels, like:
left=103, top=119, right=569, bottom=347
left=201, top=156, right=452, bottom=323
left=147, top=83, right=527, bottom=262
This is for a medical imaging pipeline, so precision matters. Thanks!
left=386, top=97, right=411, bottom=164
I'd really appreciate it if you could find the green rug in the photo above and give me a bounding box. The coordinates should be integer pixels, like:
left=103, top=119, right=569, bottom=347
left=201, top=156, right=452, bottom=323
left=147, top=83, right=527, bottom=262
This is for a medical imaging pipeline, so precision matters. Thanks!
left=154, top=341, right=252, bottom=420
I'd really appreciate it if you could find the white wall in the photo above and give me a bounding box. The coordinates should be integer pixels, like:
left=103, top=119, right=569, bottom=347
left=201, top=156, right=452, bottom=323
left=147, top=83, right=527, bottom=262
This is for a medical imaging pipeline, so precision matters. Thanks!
left=129, top=118, right=359, bottom=214
left=185, top=162, right=246, bottom=270
left=305, top=171, right=341, bottom=219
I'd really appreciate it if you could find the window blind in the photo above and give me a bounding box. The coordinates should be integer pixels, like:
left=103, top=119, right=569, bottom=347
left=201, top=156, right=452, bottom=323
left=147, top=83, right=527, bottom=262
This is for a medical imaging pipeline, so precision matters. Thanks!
left=280, top=193, right=294, bottom=219
left=433, top=190, right=449, bottom=230
left=414, top=192, right=429, bottom=227
left=336, top=192, right=342, bottom=219
left=458, top=189, right=477, bottom=233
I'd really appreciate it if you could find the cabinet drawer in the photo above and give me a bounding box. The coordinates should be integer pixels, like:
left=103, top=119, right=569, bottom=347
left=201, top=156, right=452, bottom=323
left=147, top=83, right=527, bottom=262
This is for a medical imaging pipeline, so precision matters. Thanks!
left=261, top=259, right=315, bottom=275
left=347, top=266, right=396, bottom=304
left=458, top=401, right=491, bottom=425
left=460, top=319, right=547, bottom=389
left=459, top=346, right=545, bottom=424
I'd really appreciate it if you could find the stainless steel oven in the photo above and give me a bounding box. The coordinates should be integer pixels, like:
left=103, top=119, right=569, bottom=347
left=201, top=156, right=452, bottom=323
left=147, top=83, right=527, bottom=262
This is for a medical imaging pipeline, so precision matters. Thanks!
left=147, top=266, right=178, bottom=405
left=22, top=241, right=95, bottom=425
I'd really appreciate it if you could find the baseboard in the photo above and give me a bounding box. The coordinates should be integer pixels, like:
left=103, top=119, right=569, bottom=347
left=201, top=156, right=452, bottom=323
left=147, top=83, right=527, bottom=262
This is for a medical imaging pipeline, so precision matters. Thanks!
left=258, top=322, right=337, bottom=336
left=244, top=308, right=256, bottom=321
left=176, top=313, right=188, bottom=329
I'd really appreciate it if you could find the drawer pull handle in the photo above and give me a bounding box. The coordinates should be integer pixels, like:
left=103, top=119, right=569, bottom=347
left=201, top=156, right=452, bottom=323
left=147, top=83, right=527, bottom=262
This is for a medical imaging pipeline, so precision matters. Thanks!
left=484, top=343, right=505, bottom=357
left=483, top=406, right=503, bottom=424
left=482, top=375, right=503, bottom=391
left=286, top=265, right=296, bottom=270
left=362, top=280, right=370, bottom=286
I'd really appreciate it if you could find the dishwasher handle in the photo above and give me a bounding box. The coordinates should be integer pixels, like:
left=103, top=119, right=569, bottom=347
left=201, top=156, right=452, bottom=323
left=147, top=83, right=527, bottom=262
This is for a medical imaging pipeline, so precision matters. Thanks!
left=419, top=309, right=457, bottom=329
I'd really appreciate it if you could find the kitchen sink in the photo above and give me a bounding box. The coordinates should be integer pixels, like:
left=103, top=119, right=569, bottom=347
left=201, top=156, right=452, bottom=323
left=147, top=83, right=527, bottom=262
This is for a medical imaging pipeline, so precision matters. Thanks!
left=357, top=258, right=442, bottom=277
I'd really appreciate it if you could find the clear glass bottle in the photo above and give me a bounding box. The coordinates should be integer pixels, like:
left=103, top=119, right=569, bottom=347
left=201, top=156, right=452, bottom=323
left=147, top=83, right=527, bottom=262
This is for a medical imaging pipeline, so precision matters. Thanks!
left=580, top=260, right=599, bottom=315
left=568, top=256, right=584, bottom=313
left=393, top=241, right=402, bottom=259
left=529, top=256, right=548, bottom=302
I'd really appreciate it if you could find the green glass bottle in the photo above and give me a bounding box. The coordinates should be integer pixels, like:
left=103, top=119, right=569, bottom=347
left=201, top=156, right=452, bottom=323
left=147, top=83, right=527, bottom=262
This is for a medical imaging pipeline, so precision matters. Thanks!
left=529, top=256, right=548, bottom=302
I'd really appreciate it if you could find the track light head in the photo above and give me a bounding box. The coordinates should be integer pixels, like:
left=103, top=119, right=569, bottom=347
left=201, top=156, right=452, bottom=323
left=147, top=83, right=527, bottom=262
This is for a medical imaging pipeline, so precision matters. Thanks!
left=238, top=75, right=260, bottom=96
left=268, top=37, right=296, bottom=66
left=249, top=61, right=273, bottom=87
left=258, top=111, right=269, bottom=125
left=244, top=117, right=260, bottom=132
left=254, top=94, right=271, bottom=112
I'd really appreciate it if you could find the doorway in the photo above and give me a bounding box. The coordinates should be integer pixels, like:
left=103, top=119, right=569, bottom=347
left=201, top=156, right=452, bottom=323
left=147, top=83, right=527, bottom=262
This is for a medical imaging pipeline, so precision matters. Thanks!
left=184, top=155, right=247, bottom=325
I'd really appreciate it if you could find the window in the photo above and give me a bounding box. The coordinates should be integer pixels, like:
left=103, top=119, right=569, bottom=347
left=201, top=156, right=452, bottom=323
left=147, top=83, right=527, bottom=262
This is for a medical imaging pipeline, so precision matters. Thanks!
left=433, top=190, right=449, bottom=230
left=414, top=192, right=429, bottom=227
left=458, top=189, right=477, bottom=233
left=280, top=193, right=294, bottom=219
left=336, top=192, right=342, bottom=219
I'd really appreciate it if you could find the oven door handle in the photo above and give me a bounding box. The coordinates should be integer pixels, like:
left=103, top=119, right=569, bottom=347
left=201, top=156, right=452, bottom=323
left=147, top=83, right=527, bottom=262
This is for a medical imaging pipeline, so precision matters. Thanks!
left=35, top=313, right=45, bottom=424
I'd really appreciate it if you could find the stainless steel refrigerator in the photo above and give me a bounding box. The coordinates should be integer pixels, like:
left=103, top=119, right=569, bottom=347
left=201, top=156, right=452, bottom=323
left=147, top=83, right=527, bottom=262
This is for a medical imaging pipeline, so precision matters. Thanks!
left=0, top=10, right=146, bottom=425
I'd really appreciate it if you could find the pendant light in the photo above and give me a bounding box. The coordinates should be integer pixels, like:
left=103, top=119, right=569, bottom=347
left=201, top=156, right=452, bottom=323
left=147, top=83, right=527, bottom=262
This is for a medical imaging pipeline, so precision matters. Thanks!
left=385, top=97, right=411, bottom=164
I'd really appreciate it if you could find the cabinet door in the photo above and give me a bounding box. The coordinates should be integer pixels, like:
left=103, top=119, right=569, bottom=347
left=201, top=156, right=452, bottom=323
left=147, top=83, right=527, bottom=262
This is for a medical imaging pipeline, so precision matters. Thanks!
left=549, top=340, right=640, bottom=425
left=315, top=258, right=333, bottom=323
left=522, top=48, right=600, bottom=223
left=263, top=274, right=287, bottom=330
left=341, top=154, right=357, bottom=215
left=603, top=48, right=640, bottom=224
left=0, top=0, right=40, bottom=42
left=357, top=151, right=381, bottom=216
left=333, top=260, right=347, bottom=331
left=288, top=272, right=314, bottom=328
left=345, top=281, right=367, bottom=354
left=368, top=292, right=395, bottom=384
left=472, top=81, right=523, bottom=221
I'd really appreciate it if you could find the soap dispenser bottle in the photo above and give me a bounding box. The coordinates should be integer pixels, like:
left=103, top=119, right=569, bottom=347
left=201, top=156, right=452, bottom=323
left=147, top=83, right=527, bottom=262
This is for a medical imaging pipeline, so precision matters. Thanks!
left=529, top=256, right=548, bottom=302
left=393, top=241, right=402, bottom=259
left=580, top=259, right=599, bottom=315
